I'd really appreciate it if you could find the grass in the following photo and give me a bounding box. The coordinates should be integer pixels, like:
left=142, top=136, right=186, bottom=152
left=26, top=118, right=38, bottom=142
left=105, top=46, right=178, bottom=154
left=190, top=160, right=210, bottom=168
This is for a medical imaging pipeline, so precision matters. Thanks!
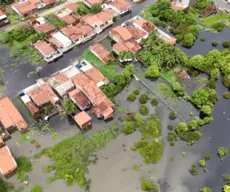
left=157, top=83, right=177, bottom=99
left=38, top=124, right=121, bottom=187
left=116, top=105, right=128, bottom=113
left=141, top=177, right=159, bottom=192
left=15, top=156, right=32, bottom=181
left=132, top=164, right=141, bottom=171
left=6, top=8, right=20, bottom=24
left=45, top=14, right=65, bottom=29
left=30, top=185, right=43, bottom=192
left=161, top=71, right=177, bottom=83
left=75, top=2, right=91, bottom=15
left=200, top=12, right=230, bottom=27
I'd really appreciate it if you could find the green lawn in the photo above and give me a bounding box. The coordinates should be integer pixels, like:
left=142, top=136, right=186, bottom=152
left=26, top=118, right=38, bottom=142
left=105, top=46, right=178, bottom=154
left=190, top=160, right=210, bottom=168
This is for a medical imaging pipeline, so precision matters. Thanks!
left=200, top=12, right=230, bottom=27
left=161, top=71, right=177, bottom=83
left=6, top=8, right=20, bottom=24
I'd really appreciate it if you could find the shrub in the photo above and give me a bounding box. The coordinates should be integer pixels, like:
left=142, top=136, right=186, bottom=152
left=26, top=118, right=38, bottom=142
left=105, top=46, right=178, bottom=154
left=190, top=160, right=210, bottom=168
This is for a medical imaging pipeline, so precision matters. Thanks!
left=223, top=174, right=230, bottom=183
left=63, top=99, right=76, bottom=115
left=151, top=98, right=159, bottom=105
left=127, top=92, right=136, bottom=102
left=218, top=147, right=228, bottom=159
left=212, top=22, right=226, bottom=32
left=189, top=164, right=198, bottom=176
left=132, top=164, right=141, bottom=171
left=169, top=111, right=177, bottom=120
left=201, top=105, right=212, bottom=115
left=141, top=177, right=159, bottom=191
left=199, top=159, right=207, bottom=167
left=223, top=92, right=230, bottom=99
left=139, top=105, right=149, bottom=115
left=170, top=141, right=175, bottom=146
left=200, top=37, right=206, bottom=41
left=181, top=152, right=187, bottom=156
left=172, top=82, right=185, bottom=96
left=223, top=41, right=230, bottom=48
left=199, top=187, right=211, bottom=192
left=212, top=41, right=219, bottom=47
left=15, top=156, right=32, bottom=181
left=123, top=121, right=135, bottom=135
left=205, top=153, right=211, bottom=160
left=133, top=89, right=140, bottom=95
left=167, top=132, right=177, bottom=142
left=167, top=125, right=173, bottom=130
left=31, top=185, right=43, bottom=192
left=139, top=93, right=149, bottom=104
left=141, top=116, right=161, bottom=138
left=90, top=3, right=102, bottom=13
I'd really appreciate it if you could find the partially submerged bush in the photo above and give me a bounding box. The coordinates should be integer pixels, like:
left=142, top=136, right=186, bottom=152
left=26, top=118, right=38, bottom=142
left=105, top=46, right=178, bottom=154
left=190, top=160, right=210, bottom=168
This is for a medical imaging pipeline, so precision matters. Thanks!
left=167, top=125, right=173, bottom=130
left=169, top=111, right=177, bottom=120
left=223, top=92, right=230, bottom=99
left=139, top=105, right=149, bottom=115
left=212, top=41, right=219, bottom=47
left=151, top=98, right=159, bottom=105
left=189, top=164, right=198, bottom=176
left=139, top=93, right=149, bottom=104
left=127, top=92, right=136, bottom=102
left=223, top=41, right=230, bottom=48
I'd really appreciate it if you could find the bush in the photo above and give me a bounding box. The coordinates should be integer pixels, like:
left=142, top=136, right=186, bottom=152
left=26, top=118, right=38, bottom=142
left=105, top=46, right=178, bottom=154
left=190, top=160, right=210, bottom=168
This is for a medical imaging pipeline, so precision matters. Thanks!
left=123, top=121, right=135, bottom=135
left=218, top=147, right=228, bottom=159
left=167, top=132, right=177, bottom=142
left=139, top=105, right=149, bottom=115
left=212, top=41, right=219, bottom=47
left=141, top=116, right=161, bottom=138
left=222, top=174, right=230, bottom=183
left=170, top=141, right=175, bottom=146
left=223, top=41, right=230, bottom=48
left=15, top=156, right=32, bottom=181
left=172, top=82, right=185, bottom=96
left=127, top=92, right=136, bottom=102
left=133, top=89, right=140, bottom=95
left=139, top=93, right=149, bottom=104
left=212, top=22, right=226, bottom=32
left=151, top=98, right=159, bottom=105
left=205, top=153, right=211, bottom=160
left=91, top=3, right=102, bottom=13
left=200, top=37, right=206, bottom=41
left=199, top=187, right=211, bottom=192
left=31, top=185, right=43, bottom=192
left=223, top=92, right=230, bottom=99
left=189, top=164, right=198, bottom=176
left=167, top=125, right=173, bottom=130
left=141, top=177, right=159, bottom=191
left=199, top=159, right=207, bottom=167
left=169, top=111, right=177, bottom=120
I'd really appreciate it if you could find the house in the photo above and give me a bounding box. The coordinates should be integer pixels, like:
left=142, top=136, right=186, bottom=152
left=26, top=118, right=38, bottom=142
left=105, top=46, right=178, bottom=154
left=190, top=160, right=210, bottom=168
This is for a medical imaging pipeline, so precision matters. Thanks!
left=89, top=43, right=112, bottom=63
left=132, top=16, right=157, bottom=34
left=0, top=146, right=18, bottom=177
left=21, top=95, right=40, bottom=118
left=68, top=89, right=91, bottom=110
left=49, top=31, right=74, bottom=53
left=171, top=0, right=200, bottom=10
left=32, top=17, right=56, bottom=35
left=34, top=40, right=62, bottom=62
left=0, top=97, right=27, bottom=133
left=81, top=9, right=115, bottom=33
left=55, top=8, right=78, bottom=25
left=84, top=67, right=109, bottom=87
left=110, top=26, right=133, bottom=42
left=81, top=0, right=104, bottom=8
left=73, top=111, right=92, bottom=129
left=65, top=3, right=79, bottom=12
left=125, top=24, right=148, bottom=43
left=155, top=28, right=176, bottom=45
left=113, top=41, right=141, bottom=55
left=71, top=73, right=114, bottom=120
left=60, top=23, right=95, bottom=45
left=104, top=0, right=131, bottom=15
left=0, top=9, right=9, bottom=26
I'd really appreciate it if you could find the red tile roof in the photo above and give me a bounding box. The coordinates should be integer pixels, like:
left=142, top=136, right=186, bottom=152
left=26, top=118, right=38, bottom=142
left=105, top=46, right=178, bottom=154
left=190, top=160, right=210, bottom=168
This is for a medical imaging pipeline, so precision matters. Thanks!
left=132, top=18, right=157, bottom=33
left=95, top=9, right=113, bottom=23
left=85, top=67, right=109, bottom=85
left=27, top=83, right=58, bottom=107
left=84, top=0, right=103, bottom=6
left=59, top=15, right=76, bottom=25
left=49, top=37, right=63, bottom=48
left=13, top=1, right=36, bottom=15
left=0, top=146, right=17, bottom=177
left=124, top=41, right=141, bottom=53
left=0, top=97, right=27, bottom=132
left=41, top=0, right=56, bottom=6
left=93, top=97, right=114, bottom=119
left=52, top=72, right=69, bottom=84
left=74, top=111, right=91, bottom=128
left=111, top=26, right=133, bottom=41
left=25, top=101, right=40, bottom=117
left=125, top=24, right=147, bottom=41
left=68, top=89, right=90, bottom=110
left=65, top=3, right=78, bottom=12
left=90, top=43, right=111, bottom=63
left=34, top=40, right=55, bottom=55
left=113, top=41, right=129, bottom=53
left=110, top=0, right=131, bottom=12
left=34, top=22, right=56, bottom=34
left=113, top=41, right=141, bottom=54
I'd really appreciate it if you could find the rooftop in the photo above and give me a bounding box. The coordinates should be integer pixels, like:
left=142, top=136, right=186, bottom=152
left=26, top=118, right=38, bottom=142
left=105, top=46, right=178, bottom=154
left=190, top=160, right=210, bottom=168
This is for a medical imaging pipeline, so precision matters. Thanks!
left=113, top=40, right=141, bottom=54
left=93, top=98, right=114, bottom=119
left=89, top=43, right=111, bottom=63
left=12, top=1, right=36, bottom=15
left=59, top=15, right=77, bottom=25
left=84, top=67, right=109, bottom=85
left=52, top=72, right=69, bottom=84
left=0, top=97, right=27, bottom=132
left=51, top=31, right=72, bottom=49
left=111, top=26, right=133, bottom=41
left=125, top=24, right=147, bottom=41
left=74, top=111, right=91, bottom=128
left=132, top=18, right=157, bottom=33
left=34, top=40, right=55, bottom=55
left=84, top=0, right=103, bottom=6
left=110, top=0, right=131, bottom=12
left=68, top=89, right=90, bottom=110
left=34, top=22, right=56, bottom=34
left=0, top=146, right=17, bottom=176
left=65, top=3, right=78, bottom=12
left=95, top=9, right=114, bottom=23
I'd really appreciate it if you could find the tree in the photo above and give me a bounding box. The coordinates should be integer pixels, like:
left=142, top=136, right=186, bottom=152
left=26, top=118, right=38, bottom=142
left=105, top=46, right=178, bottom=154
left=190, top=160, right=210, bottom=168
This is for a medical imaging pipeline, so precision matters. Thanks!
left=201, top=105, right=212, bottom=115
left=223, top=41, right=230, bottom=48
left=91, top=3, right=102, bottom=13
left=145, top=65, right=160, bottom=79
left=118, top=51, right=132, bottom=61
left=199, top=159, right=207, bottom=167
left=223, top=185, right=230, bottom=192
left=223, top=74, right=230, bottom=88
left=188, top=55, right=205, bottom=70
left=199, top=187, right=211, bottom=192
left=139, top=93, right=149, bottom=104
left=223, top=174, right=230, bottom=184
left=135, top=113, right=144, bottom=127
left=141, top=116, right=161, bottom=138
left=151, top=98, right=159, bottom=105
left=31, top=185, right=43, bottom=192
left=189, top=164, right=198, bottom=176
left=176, top=122, right=188, bottom=136
left=141, top=177, right=159, bottom=191
left=212, top=41, right=219, bottom=47
left=218, top=147, right=228, bottom=159
left=124, top=121, right=135, bottom=134
left=169, top=111, right=177, bottom=120
left=0, top=177, right=8, bottom=192
left=223, top=92, right=230, bottom=99
left=212, top=22, right=226, bottom=32
left=127, top=92, right=136, bottom=102
left=181, top=33, right=195, bottom=47
left=210, top=68, right=220, bottom=79
left=63, top=99, right=76, bottom=115
left=172, top=82, right=184, bottom=96
left=205, top=153, right=211, bottom=160
left=139, top=105, right=149, bottom=116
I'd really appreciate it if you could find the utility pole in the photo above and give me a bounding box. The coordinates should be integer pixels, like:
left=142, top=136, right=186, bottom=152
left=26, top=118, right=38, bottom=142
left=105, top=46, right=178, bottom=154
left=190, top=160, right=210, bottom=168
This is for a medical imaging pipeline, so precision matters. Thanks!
left=36, top=66, right=42, bottom=78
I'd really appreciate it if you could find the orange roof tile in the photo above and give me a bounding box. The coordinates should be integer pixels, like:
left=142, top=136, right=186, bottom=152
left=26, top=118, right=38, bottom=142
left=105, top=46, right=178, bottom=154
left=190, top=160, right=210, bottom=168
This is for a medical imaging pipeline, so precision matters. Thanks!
left=74, top=111, right=91, bottom=128
left=125, top=24, right=147, bottom=41
left=111, top=26, right=133, bottom=41
left=34, top=40, right=55, bottom=55
left=59, top=15, right=76, bottom=25
left=0, top=146, right=17, bottom=176
left=34, top=22, right=56, bottom=34
left=113, top=42, right=129, bottom=54
left=110, top=0, right=131, bottom=12
left=96, top=9, right=113, bottom=23
left=84, top=67, right=109, bottom=85
left=13, top=1, right=36, bottom=15
left=25, top=101, right=40, bottom=116
left=81, top=14, right=104, bottom=26
left=0, top=97, right=27, bottom=132
left=41, top=0, right=56, bottom=6
left=132, top=18, right=157, bottom=33
left=49, top=37, right=63, bottom=48
left=52, top=72, right=69, bottom=84
left=124, top=41, right=141, bottom=53
left=0, top=9, right=6, bottom=17
left=60, top=25, right=81, bottom=41
left=90, top=43, right=111, bottom=63
left=65, top=3, right=78, bottom=12
left=166, top=37, right=177, bottom=45
left=84, top=0, right=103, bottom=6
left=68, top=89, right=90, bottom=109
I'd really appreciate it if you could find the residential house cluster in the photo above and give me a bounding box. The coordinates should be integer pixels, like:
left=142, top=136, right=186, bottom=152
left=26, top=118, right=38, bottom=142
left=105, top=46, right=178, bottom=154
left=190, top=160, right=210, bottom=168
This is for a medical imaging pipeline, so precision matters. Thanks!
left=19, top=60, right=114, bottom=129
left=0, top=9, right=9, bottom=27
left=12, top=0, right=58, bottom=18
left=30, top=0, right=131, bottom=62
left=109, top=15, right=176, bottom=61
left=0, top=97, right=28, bottom=177
left=89, top=43, right=113, bottom=63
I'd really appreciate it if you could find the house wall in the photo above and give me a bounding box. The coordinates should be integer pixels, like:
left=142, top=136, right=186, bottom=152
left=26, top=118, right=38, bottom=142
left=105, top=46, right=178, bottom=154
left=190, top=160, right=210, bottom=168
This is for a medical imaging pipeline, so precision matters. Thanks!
left=81, top=0, right=92, bottom=8
left=109, top=30, right=122, bottom=42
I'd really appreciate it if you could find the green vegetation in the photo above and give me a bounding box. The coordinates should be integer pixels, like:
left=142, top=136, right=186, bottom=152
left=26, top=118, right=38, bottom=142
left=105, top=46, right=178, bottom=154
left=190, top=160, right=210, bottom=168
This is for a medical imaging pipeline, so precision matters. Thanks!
left=15, top=156, right=32, bottom=181
left=223, top=174, right=230, bottom=184
left=151, top=98, right=159, bottom=105
left=212, top=41, right=219, bottom=47
left=199, top=159, right=207, bottom=167
left=132, top=139, right=164, bottom=164
left=118, top=51, right=133, bottom=61
left=127, top=92, right=136, bottom=102
left=172, top=82, right=185, bottom=96
left=223, top=92, right=230, bottom=99
left=139, top=105, right=149, bottom=115
left=139, top=93, right=149, bottom=104
left=45, top=14, right=65, bottom=29
left=63, top=99, right=76, bottom=115
left=223, top=185, right=230, bottom=192
left=169, top=111, right=177, bottom=120
left=145, top=65, right=160, bottom=79
left=141, top=116, right=161, bottom=139
left=200, top=187, right=211, bottom=192
left=40, top=125, right=121, bottom=187
left=167, top=125, right=173, bottom=130
left=223, top=41, right=230, bottom=48
left=161, top=71, right=177, bottom=83
left=30, top=185, right=43, bottom=192
left=0, top=177, right=9, bottom=192
left=200, top=12, right=230, bottom=32
left=167, top=132, right=177, bottom=143
left=124, top=121, right=135, bottom=134
left=76, top=2, right=91, bottom=15
left=189, top=164, right=198, bottom=176
left=200, top=37, right=206, bottom=41
left=90, top=3, right=102, bottom=13
left=205, top=153, right=211, bottom=160
left=157, top=83, right=177, bottom=99
left=181, top=152, right=187, bottom=157
left=201, top=105, right=212, bottom=115
left=133, top=89, right=140, bottom=95
left=6, top=8, right=20, bottom=24
left=141, top=177, right=159, bottom=192
left=218, top=147, right=228, bottom=159
left=132, top=164, right=141, bottom=171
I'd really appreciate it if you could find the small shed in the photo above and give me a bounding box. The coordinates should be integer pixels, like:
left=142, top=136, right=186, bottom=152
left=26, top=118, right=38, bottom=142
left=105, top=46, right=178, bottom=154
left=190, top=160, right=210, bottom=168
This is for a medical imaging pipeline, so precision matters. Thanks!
left=74, top=111, right=92, bottom=130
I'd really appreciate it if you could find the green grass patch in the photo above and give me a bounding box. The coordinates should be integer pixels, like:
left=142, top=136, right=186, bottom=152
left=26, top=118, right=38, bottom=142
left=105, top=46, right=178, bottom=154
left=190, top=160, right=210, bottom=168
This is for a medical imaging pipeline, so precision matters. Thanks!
left=141, top=177, right=159, bottom=192
left=157, top=83, right=177, bottom=99
left=132, top=164, right=141, bottom=171
left=200, top=12, right=230, bottom=27
left=6, top=8, right=21, bottom=24
left=76, top=2, right=91, bottom=15
left=30, top=185, right=43, bottom=192
left=82, top=49, right=104, bottom=67
left=161, top=71, right=177, bottom=83
left=39, top=124, right=121, bottom=187
left=116, top=105, right=128, bottom=113
left=45, top=14, right=65, bottom=29
left=15, top=156, right=32, bottom=181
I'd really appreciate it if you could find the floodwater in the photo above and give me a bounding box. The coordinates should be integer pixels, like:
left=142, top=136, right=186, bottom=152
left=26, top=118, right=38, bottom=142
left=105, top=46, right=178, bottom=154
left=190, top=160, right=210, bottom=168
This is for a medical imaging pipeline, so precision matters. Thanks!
left=0, top=6, right=230, bottom=192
